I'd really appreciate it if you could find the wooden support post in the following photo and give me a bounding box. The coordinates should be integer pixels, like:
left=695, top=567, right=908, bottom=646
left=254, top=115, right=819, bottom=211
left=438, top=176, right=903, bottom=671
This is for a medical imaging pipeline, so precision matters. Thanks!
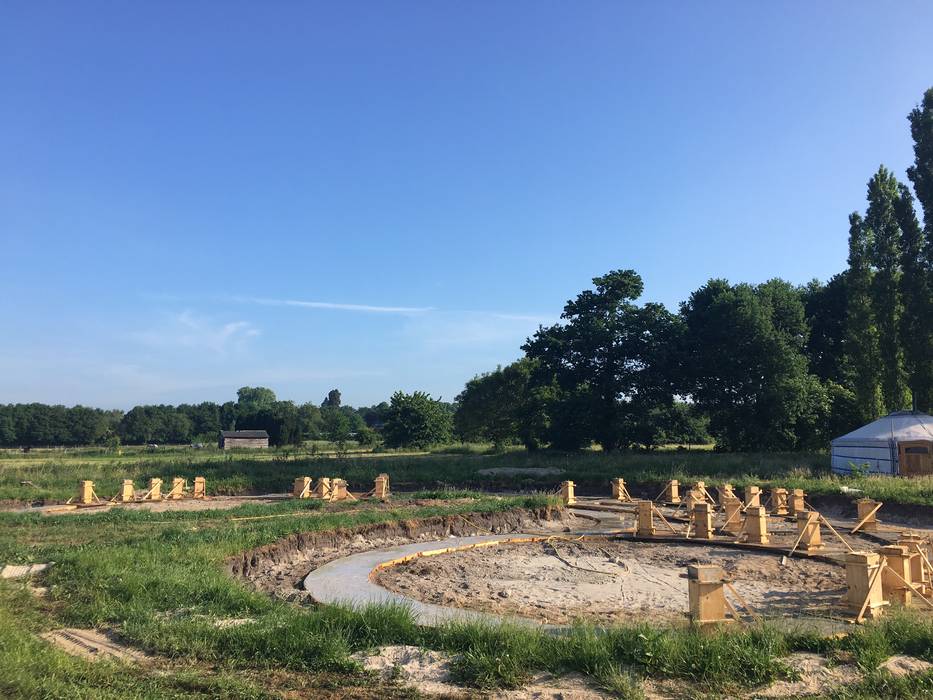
left=610, top=478, right=631, bottom=502
left=795, top=511, right=823, bottom=552
left=769, top=488, right=789, bottom=516
left=684, top=487, right=704, bottom=513
left=374, top=473, right=390, bottom=501
left=331, top=478, right=350, bottom=501
left=146, top=478, right=162, bottom=501
left=192, top=476, right=206, bottom=500
left=744, top=485, right=761, bottom=508
left=560, top=480, right=576, bottom=506
left=693, top=502, right=714, bottom=540
left=662, top=479, right=681, bottom=505
left=846, top=551, right=888, bottom=621
left=166, top=477, right=186, bottom=500
left=896, top=534, right=932, bottom=595
left=789, top=488, right=806, bottom=516
left=742, top=505, right=769, bottom=544
left=687, top=564, right=727, bottom=624
left=312, top=477, right=332, bottom=500
left=636, top=500, right=655, bottom=536
left=692, top=481, right=714, bottom=504
left=718, top=484, right=735, bottom=506
left=76, top=480, right=97, bottom=505
left=293, top=477, right=312, bottom=499
left=880, top=545, right=913, bottom=606
left=721, top=497, right=744, bottom=535
left=120, top=479, right=135, bottom=503
left=853, top=500, right=882, bottom=534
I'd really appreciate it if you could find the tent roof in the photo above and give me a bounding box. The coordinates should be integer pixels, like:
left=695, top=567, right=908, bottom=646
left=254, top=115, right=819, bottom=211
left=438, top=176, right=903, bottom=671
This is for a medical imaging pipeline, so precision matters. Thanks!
left=832, top=411, right=933, bottom=444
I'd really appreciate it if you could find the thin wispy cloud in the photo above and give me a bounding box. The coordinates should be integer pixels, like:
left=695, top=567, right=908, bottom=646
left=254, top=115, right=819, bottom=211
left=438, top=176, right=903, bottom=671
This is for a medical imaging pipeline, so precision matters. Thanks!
left=132, top=310, right=260, bottom=354
left=233, top=296, right=433, bottom=315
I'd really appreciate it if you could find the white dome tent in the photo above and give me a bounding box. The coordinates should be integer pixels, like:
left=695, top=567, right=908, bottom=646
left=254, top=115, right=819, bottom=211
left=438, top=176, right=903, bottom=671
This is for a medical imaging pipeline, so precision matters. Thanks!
left=831, top=410, right=933, bottom=476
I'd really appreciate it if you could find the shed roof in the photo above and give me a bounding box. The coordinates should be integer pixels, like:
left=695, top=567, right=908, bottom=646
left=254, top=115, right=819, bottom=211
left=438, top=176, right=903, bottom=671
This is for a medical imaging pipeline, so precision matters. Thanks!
left=831, top=411, right=933, bottom=444
left=220, top=430, right=270, bottom=439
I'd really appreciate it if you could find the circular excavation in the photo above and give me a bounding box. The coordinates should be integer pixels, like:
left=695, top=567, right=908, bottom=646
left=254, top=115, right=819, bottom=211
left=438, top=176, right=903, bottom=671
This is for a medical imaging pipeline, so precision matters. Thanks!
left=373, top=538, right=845, bottom=625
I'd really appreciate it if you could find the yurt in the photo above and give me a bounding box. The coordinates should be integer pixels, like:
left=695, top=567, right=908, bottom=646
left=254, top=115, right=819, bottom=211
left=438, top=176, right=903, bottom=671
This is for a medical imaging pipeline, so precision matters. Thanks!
left=831, top=410, right=933, bottom=476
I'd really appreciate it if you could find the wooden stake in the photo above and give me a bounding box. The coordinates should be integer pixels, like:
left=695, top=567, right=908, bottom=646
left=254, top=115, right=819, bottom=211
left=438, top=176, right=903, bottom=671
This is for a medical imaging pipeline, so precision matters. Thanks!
left=855, top=560, right=886, bottom=623
left=851, top=502, right=883, bottom=535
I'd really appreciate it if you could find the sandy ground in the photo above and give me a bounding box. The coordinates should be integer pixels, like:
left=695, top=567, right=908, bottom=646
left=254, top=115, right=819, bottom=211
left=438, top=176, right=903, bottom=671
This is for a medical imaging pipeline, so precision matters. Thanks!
left=40, top=628, right=154, bottom=663
left=374, top=539, right=847, bottom=625
left=353, top=645, right=611, bottom=699
left=353, top=645, right=932, bottom=699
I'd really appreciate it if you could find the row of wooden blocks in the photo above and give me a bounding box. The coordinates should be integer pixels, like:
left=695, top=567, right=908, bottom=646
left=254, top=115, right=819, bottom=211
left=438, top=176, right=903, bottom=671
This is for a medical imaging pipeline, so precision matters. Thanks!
left=292, top=473, right=390, bottom=502
left=71, top=477, right=207, bottom=505
left=689, top=535, right=933, bottom=624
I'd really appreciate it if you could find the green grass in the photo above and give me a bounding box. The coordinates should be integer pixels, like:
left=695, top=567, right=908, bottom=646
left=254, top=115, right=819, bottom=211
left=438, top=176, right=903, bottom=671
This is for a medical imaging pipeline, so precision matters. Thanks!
left=6, top=445, right=933, bottom=508
left=3, top=492, right=933, bottom=697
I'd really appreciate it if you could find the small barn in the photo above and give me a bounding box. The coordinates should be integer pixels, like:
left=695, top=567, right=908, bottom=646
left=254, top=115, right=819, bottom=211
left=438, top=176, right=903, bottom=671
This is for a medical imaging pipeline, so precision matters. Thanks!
left=830, top=411, right=933, bottom=476
left=219, top=430, right=270, bottom=450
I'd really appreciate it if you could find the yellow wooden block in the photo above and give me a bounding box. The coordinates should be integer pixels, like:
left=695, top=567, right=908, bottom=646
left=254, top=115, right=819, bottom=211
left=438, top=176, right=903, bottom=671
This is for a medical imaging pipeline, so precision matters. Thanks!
left=560, top=481, right=576, bottom=506
left=845, top=551, right=887, bottom=619
left=880, top=545, right=912, bottom=606
left=796, top=511, right=823, bottom=551
left=293, top=476, right=312, bottom=498
left=687, top=564, right=726, bottom=624
left=193, top=476, right=206, bottom=499
left=742, top=505, right=769, bottom=544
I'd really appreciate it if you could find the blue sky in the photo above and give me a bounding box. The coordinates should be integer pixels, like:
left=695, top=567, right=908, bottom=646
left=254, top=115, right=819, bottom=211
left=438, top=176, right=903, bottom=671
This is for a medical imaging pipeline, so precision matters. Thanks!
left=2, top=2, right=932, bottom=409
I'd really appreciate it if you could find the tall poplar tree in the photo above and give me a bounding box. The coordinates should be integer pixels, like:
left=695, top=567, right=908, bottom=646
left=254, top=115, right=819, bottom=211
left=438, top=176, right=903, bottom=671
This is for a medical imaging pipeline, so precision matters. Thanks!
left=846, top=212, right=884, bottom=422
left=896, top=185, right=932, bottom=411
left=905, top=88, right=933, bottom=412
left=864, top=166, right=909, bottom=412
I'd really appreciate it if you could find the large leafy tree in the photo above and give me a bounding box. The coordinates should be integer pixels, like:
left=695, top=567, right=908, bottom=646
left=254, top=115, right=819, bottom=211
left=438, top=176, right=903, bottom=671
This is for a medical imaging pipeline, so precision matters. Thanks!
left=681, top=279, right=827, bottom=451
left=235, top=386, right=276, bottom=419
left=454, top=359, right=552, bottom=450
left=383, top=391, right=453, bottom=449
left=802, top=275, right=850, bottom=385
left=523, top=270, right=682, bottom=451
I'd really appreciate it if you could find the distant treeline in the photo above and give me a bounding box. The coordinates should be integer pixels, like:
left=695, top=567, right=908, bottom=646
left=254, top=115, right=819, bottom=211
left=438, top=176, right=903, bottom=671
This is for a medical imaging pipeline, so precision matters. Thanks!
left=455, top=88, right=933, bottom=452
left=0, top=387, right=392, bottom=448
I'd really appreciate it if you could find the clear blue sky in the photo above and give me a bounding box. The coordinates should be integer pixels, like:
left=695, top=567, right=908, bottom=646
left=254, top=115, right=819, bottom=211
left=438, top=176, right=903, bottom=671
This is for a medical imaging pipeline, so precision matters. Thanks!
left=2, top=2, right=932, bottom=409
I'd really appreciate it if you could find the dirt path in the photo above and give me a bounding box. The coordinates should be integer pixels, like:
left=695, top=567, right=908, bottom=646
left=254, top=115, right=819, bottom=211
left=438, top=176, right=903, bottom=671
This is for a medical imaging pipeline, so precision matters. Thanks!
left=374, top=539, right=847, bottom=625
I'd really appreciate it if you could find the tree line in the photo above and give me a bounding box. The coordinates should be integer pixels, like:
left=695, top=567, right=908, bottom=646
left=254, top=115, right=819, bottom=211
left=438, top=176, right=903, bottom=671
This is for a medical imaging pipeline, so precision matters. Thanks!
left=455, top=88, right=933, bottom=452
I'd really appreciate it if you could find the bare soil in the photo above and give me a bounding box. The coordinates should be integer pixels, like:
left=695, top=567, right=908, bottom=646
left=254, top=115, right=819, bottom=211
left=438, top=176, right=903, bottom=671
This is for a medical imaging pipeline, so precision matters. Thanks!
left=228, top=506, right=568, bottom=599
left=40, top=628, right=154, bottom=663
left=374, top=539, right=847, bottom=625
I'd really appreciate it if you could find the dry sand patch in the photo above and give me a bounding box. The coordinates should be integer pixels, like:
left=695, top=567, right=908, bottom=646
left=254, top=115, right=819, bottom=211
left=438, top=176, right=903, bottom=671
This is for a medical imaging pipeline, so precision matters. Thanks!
left=374, top=539, right=845, bottom=625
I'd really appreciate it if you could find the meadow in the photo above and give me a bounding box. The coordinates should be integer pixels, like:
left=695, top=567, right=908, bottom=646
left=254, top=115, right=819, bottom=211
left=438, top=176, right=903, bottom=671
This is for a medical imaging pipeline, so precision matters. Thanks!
left=4, top=444, right=933, bottom=508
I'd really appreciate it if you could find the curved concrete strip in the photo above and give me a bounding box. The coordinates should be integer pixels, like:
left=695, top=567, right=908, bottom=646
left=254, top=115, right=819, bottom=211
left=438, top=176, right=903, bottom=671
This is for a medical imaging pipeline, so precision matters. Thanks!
left=303, top=535, right=557, bottom=627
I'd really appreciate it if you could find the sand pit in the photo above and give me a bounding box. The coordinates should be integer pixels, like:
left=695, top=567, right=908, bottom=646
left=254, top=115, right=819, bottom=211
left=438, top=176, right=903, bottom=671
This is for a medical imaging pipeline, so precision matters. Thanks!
left=374, top=539, right=845, bottom=625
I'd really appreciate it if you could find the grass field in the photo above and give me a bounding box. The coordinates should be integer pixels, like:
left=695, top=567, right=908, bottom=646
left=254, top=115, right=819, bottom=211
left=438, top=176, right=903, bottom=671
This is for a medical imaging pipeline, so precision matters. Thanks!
left=2, top=492, right=933, bottom=698
left=4, top=444, right=933, bottom=508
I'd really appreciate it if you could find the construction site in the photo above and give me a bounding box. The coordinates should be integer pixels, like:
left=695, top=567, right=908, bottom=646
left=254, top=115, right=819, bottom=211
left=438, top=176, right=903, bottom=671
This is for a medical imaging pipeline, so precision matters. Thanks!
left=7, top=467, right=933, bottom=699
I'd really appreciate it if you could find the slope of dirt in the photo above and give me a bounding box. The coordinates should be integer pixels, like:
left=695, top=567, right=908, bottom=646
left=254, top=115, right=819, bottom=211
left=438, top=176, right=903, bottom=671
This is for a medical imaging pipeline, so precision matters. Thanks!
left=228, top=506, right=567, bottom=599
left=375, top=539, right=846, bottom=625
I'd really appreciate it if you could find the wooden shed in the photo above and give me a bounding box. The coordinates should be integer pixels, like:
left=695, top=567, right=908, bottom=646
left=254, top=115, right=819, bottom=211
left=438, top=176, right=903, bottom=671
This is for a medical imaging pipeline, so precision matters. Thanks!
left=219, top=430, right=270, bottom=450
